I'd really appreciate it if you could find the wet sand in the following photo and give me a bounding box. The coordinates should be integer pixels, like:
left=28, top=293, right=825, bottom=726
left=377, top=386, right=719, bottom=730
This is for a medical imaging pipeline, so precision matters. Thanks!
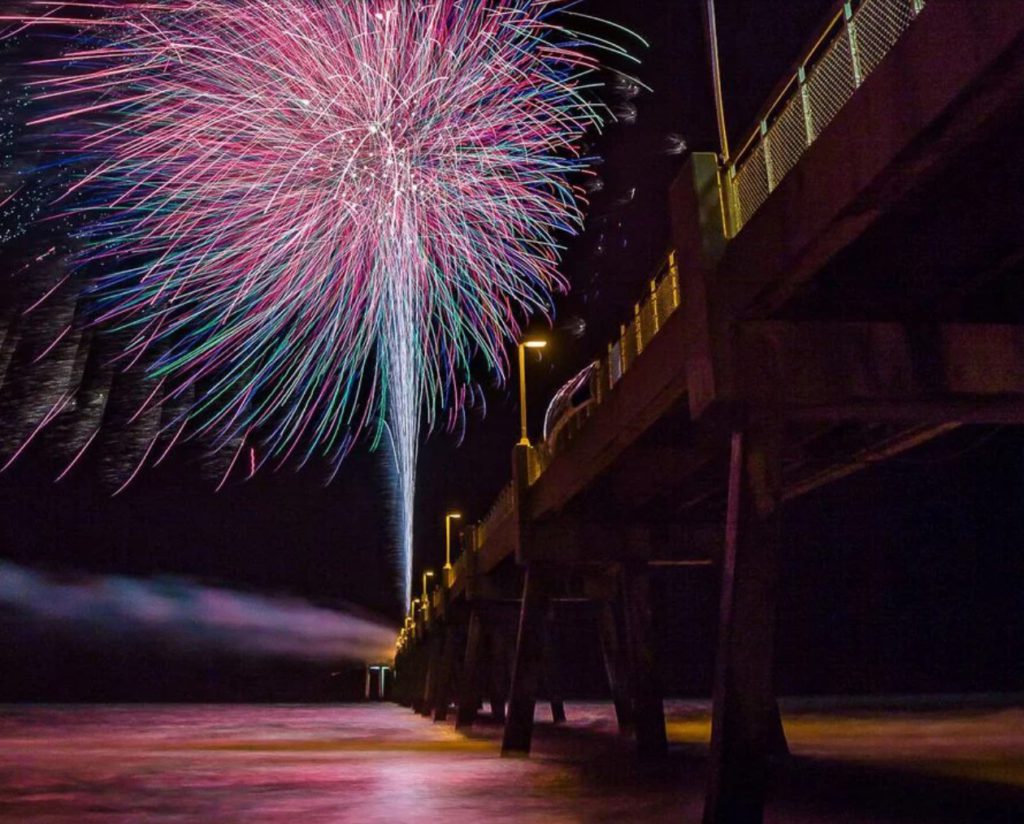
left=1, top=699, right=1022, bottom=822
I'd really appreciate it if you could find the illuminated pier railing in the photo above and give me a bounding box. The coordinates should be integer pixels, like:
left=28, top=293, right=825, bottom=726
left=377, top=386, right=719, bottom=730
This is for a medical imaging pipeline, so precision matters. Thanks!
left=440, top=252, right=683, bottom=596
left=532, top=251, right=682, bottom=475
left=727, top=0, right=927, bottom=234
left=475, top=481, right=516, bottom=553
left=440, top=0, right=925, bottom=600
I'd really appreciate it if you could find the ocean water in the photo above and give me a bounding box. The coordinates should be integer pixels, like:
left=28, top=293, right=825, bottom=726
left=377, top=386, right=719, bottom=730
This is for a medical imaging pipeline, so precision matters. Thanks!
left=0, top=700, right=1022, bottom=822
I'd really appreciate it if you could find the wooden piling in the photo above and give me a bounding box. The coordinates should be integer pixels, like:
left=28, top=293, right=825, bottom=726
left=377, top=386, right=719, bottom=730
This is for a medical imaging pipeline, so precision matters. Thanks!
left=598, top=599, right=635, bottom=733
left=432, top=625, right=460, bottom=722
left=622, top=562, right=667, bottom=758
left=543, top=610, right=567, bottom=724
left=501, top=564, right=554, bottom=755
left=455, top=609, right=485, bottom=730
left=702, top=416, right=788, bottom=824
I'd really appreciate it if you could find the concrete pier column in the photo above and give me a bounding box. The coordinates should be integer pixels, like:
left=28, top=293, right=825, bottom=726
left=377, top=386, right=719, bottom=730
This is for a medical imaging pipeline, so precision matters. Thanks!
left=455, top=609, right=485, bottom=730
left=487, top=624, right=510, bottom=722
left=542, top=610, right=567, bottom=724
left=598, top=599, right=635, bottom=733
left=432, top=625, right=461, bottom=722
left=419, top=631, right=443, bottom=718
left=622, top=562, right=667, bottom=758
left=703, top=415, right=788, bottom=824
left=501, top=564, right=554, bottom=756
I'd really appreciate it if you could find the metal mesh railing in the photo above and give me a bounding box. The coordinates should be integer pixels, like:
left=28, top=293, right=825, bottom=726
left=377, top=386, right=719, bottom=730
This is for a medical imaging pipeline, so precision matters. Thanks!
left=855, top=0, right=921, bottom=75
left=766, top=94, right=810, bottom=185
left=534, top=251, right=681, bottom=471
left=804, top=31, right=856, bottom=140
left=475, top=480, right=515, bottom=551
left=729, top=0, right=926, bottom=234
left=734, top=141, right=770, bottom=227
left=466, top=251, right=683, bottom=564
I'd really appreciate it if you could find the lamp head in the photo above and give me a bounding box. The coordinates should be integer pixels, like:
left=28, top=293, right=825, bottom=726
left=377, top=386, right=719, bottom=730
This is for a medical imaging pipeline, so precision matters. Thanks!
left=522, top=338, right=547, bottom=350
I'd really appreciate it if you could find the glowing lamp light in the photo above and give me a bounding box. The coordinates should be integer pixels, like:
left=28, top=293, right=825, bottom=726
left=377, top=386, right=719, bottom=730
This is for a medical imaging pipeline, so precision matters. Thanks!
left=517, top=338, right=550, bottom=445
left=444, top=512, right=463, bottom=576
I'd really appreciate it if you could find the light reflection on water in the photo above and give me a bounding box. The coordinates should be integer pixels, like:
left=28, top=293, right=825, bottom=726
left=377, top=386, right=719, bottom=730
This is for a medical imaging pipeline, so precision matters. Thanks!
left=1, top=701, right=1023, bottom=823
left=0, top=703, right=689, bottom=823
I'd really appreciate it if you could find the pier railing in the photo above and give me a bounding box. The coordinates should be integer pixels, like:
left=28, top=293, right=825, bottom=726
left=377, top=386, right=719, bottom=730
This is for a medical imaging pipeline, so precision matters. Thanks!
left=446, top=0, right=927, bottom=599
left=448, top=250, right=682, bottom=593
left=531, top=251, right=682, bottom=477
left=727, top=0, right=927, bottom=234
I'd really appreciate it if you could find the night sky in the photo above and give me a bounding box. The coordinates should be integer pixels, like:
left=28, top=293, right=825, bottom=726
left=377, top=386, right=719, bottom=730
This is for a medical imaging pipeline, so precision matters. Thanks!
left=2, top=0, right=1021, bottom=701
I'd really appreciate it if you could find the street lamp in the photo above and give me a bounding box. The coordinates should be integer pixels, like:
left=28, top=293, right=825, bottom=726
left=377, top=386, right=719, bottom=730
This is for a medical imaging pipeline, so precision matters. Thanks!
left=517, top=337, right=547, bottom=446
left=444, top=512, right=462, bottom=574
left=420, top=570, right=435, bottom=621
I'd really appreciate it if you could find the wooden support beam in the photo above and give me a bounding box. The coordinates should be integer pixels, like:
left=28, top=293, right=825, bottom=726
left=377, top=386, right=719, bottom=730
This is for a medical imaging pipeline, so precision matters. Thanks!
left=621, top=563, right=668, bottom=759
left=432, top=625, right=461, bottom=723
left=703, top=416, right=788, bottom=824
left=419, top=631, right=442, bottom=718
left=502, top=564, right=555, bottom=756
left=598, top=599, right=634, bottom=734
left=542, top=612, right=567, bottom=724
left=739, top=322, right=1024, bottom=423
left=488, top=628, right=510, bottom=723
left=408, top=644, right=429, bottom=714
left=455, top=610, right=485, bottom=730
left=522, top=518, right=654, bottom=564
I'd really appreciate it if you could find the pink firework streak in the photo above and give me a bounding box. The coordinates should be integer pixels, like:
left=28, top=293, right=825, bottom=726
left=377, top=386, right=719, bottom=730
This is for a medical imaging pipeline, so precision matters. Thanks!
left=6, top=1, right=640, bottom=603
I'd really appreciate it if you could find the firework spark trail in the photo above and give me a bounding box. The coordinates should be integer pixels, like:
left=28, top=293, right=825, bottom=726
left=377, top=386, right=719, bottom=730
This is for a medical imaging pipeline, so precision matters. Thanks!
left=4, top=1, right=638, bottom=604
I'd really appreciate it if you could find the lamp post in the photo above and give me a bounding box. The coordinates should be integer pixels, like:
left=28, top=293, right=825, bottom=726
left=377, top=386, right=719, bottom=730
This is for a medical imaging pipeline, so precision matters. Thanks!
left=517, top=337, right=548, bottom=446
left=444, top=512, right=462, bottom=578
left=420, top=570, right=435, bottom=622
left=702, top=0, right=730, bottom=164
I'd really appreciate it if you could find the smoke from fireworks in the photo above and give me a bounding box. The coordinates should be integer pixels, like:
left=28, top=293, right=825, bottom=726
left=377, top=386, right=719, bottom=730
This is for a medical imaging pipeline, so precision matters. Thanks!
left=2, top=2, right=637, bottom=603
left=0, top=561, right=395, bottom=662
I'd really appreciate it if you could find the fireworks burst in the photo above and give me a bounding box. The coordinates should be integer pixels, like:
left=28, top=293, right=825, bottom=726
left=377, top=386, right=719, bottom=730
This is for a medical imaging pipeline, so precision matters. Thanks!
left=2, top=1, right=639, bottom=603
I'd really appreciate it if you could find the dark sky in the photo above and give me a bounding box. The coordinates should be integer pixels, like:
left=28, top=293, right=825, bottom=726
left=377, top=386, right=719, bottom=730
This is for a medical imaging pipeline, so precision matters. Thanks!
left=7, top=1, right=1019, bottom=702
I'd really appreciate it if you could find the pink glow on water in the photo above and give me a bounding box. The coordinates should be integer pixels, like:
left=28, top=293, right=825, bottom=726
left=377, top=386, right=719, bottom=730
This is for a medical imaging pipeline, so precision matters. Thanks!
left=1, top=702, right=1023, bottom=823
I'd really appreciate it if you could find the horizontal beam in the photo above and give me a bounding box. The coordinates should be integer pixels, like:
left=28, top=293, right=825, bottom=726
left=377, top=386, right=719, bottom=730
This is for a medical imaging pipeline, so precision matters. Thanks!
left=520, top=518, right=721, bottom=565
left=739, top=321, right=1024, bottom=422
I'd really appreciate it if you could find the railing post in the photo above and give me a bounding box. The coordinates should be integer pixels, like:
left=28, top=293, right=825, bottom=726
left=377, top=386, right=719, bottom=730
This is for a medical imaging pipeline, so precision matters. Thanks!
left=844, top=2, right=863, bottom=88
left=726, top=165, right=741, bottom=237
left=669, top=251, right=681, bottom=308
left=760, top=120, right=774, bottom=193
left=649, top=279, right=660, bottom=333
left=633, top=304, right=643, bottom=354
left=798, top=66, right=814, bottom=146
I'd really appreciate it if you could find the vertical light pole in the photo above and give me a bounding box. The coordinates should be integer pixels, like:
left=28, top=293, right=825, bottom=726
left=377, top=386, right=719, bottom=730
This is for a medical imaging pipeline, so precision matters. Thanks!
left=420, top=570, right=435, bottom=623
left=444, top=512, right=462, bottom=582
left=701, top=0, right=731, bottom=164
left=517, top=337, right=548, bottom=446
left=410, top=598, right=420, bottom=638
